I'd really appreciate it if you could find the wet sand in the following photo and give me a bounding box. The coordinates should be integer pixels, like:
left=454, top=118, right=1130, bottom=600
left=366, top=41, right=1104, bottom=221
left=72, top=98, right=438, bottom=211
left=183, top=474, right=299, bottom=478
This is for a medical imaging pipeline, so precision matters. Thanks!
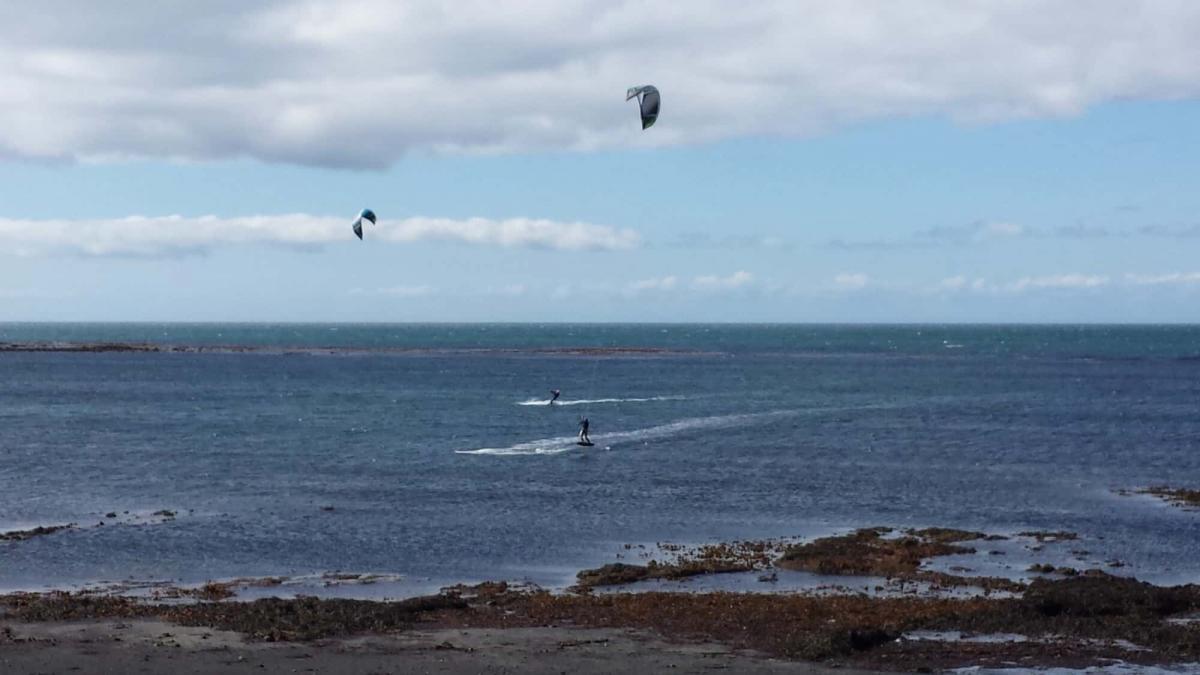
left=0, top=619, right=869, bottom=674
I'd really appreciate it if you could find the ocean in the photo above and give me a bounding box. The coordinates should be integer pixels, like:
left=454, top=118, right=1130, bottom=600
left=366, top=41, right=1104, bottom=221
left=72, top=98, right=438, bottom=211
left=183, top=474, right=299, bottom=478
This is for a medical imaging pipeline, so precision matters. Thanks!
left=1, top=324, right=1198, bottom=596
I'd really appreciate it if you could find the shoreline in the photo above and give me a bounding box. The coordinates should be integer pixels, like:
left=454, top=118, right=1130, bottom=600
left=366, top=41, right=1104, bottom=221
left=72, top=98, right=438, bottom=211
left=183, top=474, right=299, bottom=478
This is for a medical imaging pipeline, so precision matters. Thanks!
left=4, top=525, right=1200, bottom=671
left=3, top=575, right=1198, bottom=672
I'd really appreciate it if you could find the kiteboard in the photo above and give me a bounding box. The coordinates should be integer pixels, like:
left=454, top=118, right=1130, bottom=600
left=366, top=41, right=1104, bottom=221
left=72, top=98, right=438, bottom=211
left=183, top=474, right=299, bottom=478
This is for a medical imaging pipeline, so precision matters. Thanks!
left=576, top=441, right=595, bottom=447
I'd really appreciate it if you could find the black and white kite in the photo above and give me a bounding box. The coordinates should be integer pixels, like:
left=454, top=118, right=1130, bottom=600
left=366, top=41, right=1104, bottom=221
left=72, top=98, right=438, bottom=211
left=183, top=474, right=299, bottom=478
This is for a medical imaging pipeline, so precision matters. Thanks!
left=625, top=85, right=660, bottom=130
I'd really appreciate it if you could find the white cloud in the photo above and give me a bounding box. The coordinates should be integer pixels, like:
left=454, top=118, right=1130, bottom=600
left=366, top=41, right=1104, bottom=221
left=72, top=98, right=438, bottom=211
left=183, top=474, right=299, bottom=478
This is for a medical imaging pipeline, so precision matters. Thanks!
left=938, top=275, right=968, bottom=290
left=919, top=221, right=1027, bottom=243
left=1125, top=272, right=1200, bottom=286
left=833, top=273, right=870, bottom=290
left=389, top=218, right=639, bottom=251
left=0, top=214, right=639, bottom=257
left=489, top=283, right=529, bottom=297
left=935, top=276, right=989, bottom=292
left=378, top=284, right=435, bottom=297
left=984, top=222, right=1024, bottom=237
left=692, top=270, right=753, bottom=291
left=832, top=221, right=1028, bottom=250
left=3, top=2, right=1200, bottom=166
left=350, top=284, right=435, bottom=297
left=933, top=272, right=1200, bottom=294
left=0, top=288, right=72, bottom=299
left=627, top=276, right=678, bottom=293
left=1007, top=274, right=1109, bottom=292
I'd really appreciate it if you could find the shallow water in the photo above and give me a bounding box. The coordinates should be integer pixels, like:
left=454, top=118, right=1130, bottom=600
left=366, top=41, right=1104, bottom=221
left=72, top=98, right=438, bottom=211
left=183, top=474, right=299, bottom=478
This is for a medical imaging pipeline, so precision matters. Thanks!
left=1, top=324, right=1199, bottom=594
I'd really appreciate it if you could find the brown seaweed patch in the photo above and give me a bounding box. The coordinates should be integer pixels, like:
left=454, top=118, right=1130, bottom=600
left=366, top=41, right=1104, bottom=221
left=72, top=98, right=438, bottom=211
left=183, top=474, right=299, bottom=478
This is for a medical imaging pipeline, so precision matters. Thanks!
left=1, top=592, right=150, bottom=622
left=5, top=573, right=1200, bottom=669
left=458, top=589, right=976, bottom=661
left=1023, top=573, right=1198, bottom=618
left=191, top=583, right=237, bottom=601
left=1140, top=486, right=1200, bottom=509
left=576, top=563, right=653, bottom=587
left=1027, top=563, right=1082, bottom=577
left=149, top=582, right=238, bottom=602
left=1017, top=530, right=1079, bottom=542
left=906, top=527, right=992, bottom=543
left=575, top=540, right=783, bottom=589
left=777, top=528, right=1025, bottom=594
left=164, top=594, right=468, bottom=641
left=777, top=527, right=973, bottom=576
left=443, top=579, right=1200, bottom=665
left=160, top=577, right=288, bottom=601
left=0, top=524, right=76, bottom=542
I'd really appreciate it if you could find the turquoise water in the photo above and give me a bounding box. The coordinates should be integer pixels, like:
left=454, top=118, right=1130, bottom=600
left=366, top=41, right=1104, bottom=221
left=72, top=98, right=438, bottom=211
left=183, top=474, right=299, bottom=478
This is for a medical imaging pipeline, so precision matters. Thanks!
left=1, top=324, right=1198, bottom=594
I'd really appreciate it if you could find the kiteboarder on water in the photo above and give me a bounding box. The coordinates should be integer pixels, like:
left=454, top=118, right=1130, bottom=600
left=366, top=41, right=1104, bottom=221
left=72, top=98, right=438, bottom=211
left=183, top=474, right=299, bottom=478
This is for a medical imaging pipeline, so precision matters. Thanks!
left=549, top=389, right=561, bottom=405
left=578, top=417, right=591, bottom=445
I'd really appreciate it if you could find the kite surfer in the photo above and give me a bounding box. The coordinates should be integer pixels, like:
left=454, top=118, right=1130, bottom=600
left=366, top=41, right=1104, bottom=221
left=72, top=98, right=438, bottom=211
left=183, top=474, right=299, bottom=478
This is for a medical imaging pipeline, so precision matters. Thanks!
left=578, top=417, right=591, bottom=445
left=549, top=389, right=561, bottom=405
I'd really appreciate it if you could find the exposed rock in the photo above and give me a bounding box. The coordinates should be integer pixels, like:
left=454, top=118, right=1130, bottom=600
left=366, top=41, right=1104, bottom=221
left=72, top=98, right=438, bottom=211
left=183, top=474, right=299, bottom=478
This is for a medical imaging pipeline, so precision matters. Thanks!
left=0, top=524, right=76, bottom=542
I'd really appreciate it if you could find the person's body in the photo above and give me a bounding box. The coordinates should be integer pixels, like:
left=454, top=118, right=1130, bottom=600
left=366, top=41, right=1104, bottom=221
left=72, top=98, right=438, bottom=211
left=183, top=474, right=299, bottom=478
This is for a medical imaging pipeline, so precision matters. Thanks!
left=578, top=417, right=591, bottom=444
left=549, top=389, right=561, bottom=405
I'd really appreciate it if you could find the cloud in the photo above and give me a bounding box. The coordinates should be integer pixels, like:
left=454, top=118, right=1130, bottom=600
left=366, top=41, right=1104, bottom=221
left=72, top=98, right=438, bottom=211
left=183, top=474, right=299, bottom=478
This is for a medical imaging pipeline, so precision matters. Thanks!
left=1007, top=275, right=1109, bottom=292
left=826, top=238, right=914, bottom=252
left=665, top=232, right=793, bottom=251
left=1124, top=272, right=1200, bottom=286
left=350, top=284, right=435, bottom=297
left=918, top=221, right=1026, bottom=244
left=1053, top=224, right=1114, bottom=239
left=832, top=273, right=870, bottom=290
left=929, top=274, right=1108, bottom=294
left=626, top=275, right=678, bottom=293
left=391, top=218, right=639, bottom=250
left=938, top=275, right=968, bottom=290
left=931, top=272, right=1200, bottom=294
left=983, top=222, right=1024, bottom=238
left=0, top=214, right=639, bottom=257
left=0, top=288, right=72, bottom=299
left=830, top=220, right=1026, bottom=250
left=691, top=270, right=754, bottom=291
left=1138, top=224, right=1200, bottom=238
left=3, top=2, right=1200, bottom=166
left=488, top=283, right=529, bottom=297
left=830, top=220, right=1200, bottom=250
left=936, top=275, right=988, bottom=292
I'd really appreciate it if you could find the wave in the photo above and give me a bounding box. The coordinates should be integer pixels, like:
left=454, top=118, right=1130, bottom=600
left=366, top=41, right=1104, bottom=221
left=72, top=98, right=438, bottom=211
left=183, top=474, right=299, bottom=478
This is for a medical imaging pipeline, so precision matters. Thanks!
left=457, top=409, right=796, bottom=456
left=516, top=395, right=687, bottom=407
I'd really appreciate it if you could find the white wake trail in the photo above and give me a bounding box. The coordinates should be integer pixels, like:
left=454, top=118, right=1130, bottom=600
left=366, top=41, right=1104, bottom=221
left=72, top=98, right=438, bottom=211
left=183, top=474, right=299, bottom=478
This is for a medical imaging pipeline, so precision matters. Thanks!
left=516, top=395, right=687, bottom=407
left=456, top=409, right=796, bottom=456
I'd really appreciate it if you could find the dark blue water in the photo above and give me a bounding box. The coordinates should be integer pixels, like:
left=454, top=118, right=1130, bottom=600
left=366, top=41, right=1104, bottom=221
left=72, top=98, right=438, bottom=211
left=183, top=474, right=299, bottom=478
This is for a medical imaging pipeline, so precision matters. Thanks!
left=1, top=324, right=1199, bottom=593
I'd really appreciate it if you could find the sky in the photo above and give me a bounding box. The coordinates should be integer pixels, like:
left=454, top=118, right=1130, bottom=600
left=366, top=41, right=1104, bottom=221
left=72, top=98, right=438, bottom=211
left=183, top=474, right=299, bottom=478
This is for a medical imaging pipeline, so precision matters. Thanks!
left=1, top=1, right=1199, bottom=323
